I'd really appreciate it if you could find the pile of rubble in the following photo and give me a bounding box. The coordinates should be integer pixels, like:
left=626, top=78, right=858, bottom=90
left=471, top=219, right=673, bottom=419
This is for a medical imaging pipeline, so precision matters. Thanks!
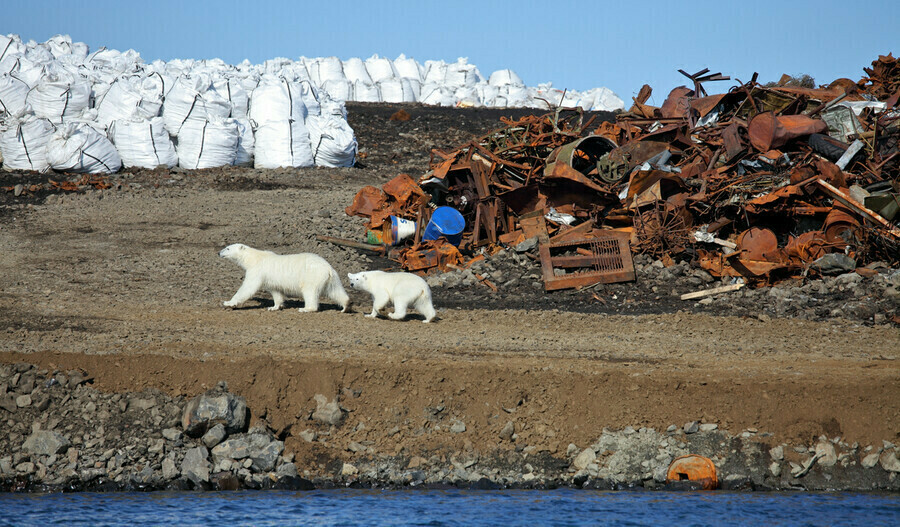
left=339, top=55, right=900, bottom=296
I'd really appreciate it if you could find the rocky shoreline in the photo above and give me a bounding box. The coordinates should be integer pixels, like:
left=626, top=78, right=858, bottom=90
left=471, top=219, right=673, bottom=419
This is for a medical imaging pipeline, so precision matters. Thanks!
left=2, top=362, right=897, bottom=493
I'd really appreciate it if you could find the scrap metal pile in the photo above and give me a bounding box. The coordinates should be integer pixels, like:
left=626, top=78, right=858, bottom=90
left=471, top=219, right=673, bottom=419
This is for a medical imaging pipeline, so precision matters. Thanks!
left=342, top=55, right=900, bottom=290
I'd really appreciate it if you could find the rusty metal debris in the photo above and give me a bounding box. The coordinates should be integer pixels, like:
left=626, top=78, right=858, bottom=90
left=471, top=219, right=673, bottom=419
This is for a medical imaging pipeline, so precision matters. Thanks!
left=340, top=55, right=900, bottom=289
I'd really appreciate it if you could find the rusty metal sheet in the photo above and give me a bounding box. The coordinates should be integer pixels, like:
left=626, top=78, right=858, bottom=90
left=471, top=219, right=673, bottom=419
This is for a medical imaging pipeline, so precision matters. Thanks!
left=748, top=112, right=829, bottom=151
left=666, top=455, right=717, bottom=490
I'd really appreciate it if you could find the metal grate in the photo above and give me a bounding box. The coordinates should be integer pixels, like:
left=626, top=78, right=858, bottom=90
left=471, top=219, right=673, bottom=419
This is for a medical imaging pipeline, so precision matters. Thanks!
left=539, top=232, right=635, bottom=291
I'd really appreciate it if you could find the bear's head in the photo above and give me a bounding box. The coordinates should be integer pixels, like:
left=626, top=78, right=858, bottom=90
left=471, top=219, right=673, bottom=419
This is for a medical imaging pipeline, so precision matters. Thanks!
left=347, top=272, right=365, bottom=290
left=219, top=243, right=247, bottom=261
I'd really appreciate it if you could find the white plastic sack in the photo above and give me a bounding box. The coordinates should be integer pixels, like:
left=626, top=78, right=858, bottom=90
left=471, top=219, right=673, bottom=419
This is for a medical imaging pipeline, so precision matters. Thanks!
left=378, top=78, right=414, bottom=103
left=176, top=117, right=239, bottom=169
left=0, top=74, right=29, bottom=117
left=351, top=81, right=380, bottom=103
left=443, top=58, right=481, bottom=88
left=95, top=74, right=165, bottom=128
left=422, top=60, right=446, bottom=84
left=26, top=72, right=91, bottom=123
left=253, top=119, right=313, bottom=169
left=321, top=79, right=351, bottom=102
left=488, top=69, right=524, bottom=87
left=307, top=114, right=357, bottom=168
left=162, top=75, right=233, bottom=137
left=214, top=77, right=249, bottom=118
left=315, top=57, right=345, bottom=83
left=342, top=57, right=372, bottom=84
left=420, top=84, right=455, bottom=107
left=0, top=112, right=54, bottom=172
left=108, top=116, right=177, bottom=169
left=393, top=54, right=423, bottom=81
left=364, top=55, right=397, bottom=84
left=248, top=77, right=308, bottom=124
left=47, top=122, right=121, bottom=174
left=234, top=118, right=254, bottom=166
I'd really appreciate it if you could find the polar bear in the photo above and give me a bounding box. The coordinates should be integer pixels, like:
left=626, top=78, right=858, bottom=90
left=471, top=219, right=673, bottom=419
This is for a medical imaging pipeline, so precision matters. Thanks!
left=219, top=243, right=349, bottom=313
left=347, top=270, right=436, bottom=323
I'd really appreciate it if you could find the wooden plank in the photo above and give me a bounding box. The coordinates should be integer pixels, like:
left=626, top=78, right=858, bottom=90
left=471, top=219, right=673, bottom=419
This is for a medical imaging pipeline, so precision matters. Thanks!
left=815, top=179, right=900, bottom=240
left=680, top=283, right=745, bottom=301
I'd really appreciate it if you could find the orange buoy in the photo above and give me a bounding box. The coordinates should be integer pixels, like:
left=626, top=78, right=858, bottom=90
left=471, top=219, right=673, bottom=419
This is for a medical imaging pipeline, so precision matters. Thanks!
left=666, top=454, right=718, bottom=490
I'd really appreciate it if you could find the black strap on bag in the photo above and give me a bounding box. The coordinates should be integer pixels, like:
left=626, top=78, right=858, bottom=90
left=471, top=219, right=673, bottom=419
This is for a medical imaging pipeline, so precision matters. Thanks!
left=149, top=122, right=160, bottom=166
left=178, top=93, right=200, bottom=135
left=196, top=120, right=208, bottom=170
left=17, top=123, right=34, bottom=170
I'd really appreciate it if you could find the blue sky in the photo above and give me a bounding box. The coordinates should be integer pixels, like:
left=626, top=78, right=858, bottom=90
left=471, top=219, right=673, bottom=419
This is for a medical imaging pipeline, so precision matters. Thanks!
left=4, top=0, right=896, bottom=105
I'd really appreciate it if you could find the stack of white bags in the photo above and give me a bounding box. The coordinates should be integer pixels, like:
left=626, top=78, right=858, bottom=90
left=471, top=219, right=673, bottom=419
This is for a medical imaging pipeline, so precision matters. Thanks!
left=0, top=34, right=624, bottom=174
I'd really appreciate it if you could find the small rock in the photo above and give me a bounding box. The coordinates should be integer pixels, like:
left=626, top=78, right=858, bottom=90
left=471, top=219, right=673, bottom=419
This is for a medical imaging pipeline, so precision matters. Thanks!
left=13, top=184, right=24, bottom=197
left=162, top=428, right=183, bottom=442
left=666, top=425, right=678, bottom=433
left=769, top=462, right=781, bottom=477
left=450, top=421, right=466, bottom=434
left=499, top=421, right=515, bottom=441
left=572, top=448, right=596, bottom=471
left=566, top=443, right=578, bottom=457
left=161, top=456, right=178, bottom=480
left=276, top=462, right=298, bottom=478
left=769, top=446, right=784, bottom=462
left=22, top=430, right=70, bottom=455
left=299, top=429, right=317, bottom=442
left=407, top=456, right=427, bottom=469
left=129, top=398, right=156, bottom=411
left=15, top=394, right=31, bottom=408
left=880, top=451, right=900, bottom=473
left=341, top=463, right=358, bottom=476
left=699, top=423, right=718, bottom=432
left=683, top=421, right=699, bottom=434
left=861, top=453, right=880, bottom=469
left=0, top=396, right=16, bottom=413
left=815, top=442, right=837, bottom=467
left=202, top=424, right=227, bottom=449
left=312, top=394, right=344, bottom=426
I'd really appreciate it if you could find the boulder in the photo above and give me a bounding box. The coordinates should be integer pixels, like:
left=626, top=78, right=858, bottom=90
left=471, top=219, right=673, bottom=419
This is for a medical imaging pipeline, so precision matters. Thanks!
left=312, top=394, right=344, bottom=426
left=182, top=446, right=210, bottom=484
left=211, top=432, right=283, bottom=472
left=573, top=448, right=596, bottom=471
left=181, top=391, right=248, bottom=437
left=23, top=430, right=70, bottom=456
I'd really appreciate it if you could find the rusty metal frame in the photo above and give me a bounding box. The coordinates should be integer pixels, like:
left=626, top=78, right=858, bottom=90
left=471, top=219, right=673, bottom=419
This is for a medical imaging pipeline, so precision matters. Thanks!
left=539, top=232, right=635, bottom=290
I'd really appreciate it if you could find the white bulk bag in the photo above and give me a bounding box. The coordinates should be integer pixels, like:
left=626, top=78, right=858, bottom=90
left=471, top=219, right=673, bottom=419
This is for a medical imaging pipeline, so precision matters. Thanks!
left=422, top=60, right=446, bottom=84
left=393, top=54, right=423, bottom=81
left=488, top=69, right=524, bottom=87
left=364, top=55, right=397, bottom=84
left=0, top=112, right=54, bottom=172
left=253, top=119, right=313, bottom=169
left=0, top=35, right=26, bottom=66
left=307, top=114, right=357, bottom=168
left=352, top=80, right=380, bottom=103
left=108, top=116, right=177, bottom=169
left=587, top=87, right=625, bottom=112
left=402, top=78, right=421, bottom=101
left=95, top=75, right=165, bottom=128
left=162, top=75, right=233, bottom=137
left=342, top=57, right=372, bottom=84
left=443, top=58, right=481, bottom=88
left=234, top=118, right=254, bottom=166
left=47, top=122, right=121, bottom=174
left=176, top=117, right=239, bottom=169
left=315, top=57, right=345, bottom=83
left=248, top=77, right=308, bottom=124
left=2, top=56, right=45, bottom=88
left=420, top=84, right=455, bottom=107
left=378, top=78, right=414, bottom=103
left=214, top=77, right=249, bottom=118
left=454, top=86, right=481, bottom=107
left=26, top=72, right=91, bottom=123
left=0, top=74, right=29, bottom=117
left=321, top=79, right=351, bottom=102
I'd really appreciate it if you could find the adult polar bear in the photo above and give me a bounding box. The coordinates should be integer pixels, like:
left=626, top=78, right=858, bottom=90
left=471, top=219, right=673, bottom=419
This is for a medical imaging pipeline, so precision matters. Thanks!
left=219, top=243, right=349, bottom=312
left=348, top=270, right=436, bottom=323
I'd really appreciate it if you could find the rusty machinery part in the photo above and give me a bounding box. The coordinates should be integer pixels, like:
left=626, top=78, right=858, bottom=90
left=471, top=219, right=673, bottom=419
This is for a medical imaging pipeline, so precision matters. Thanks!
left=666, top=454, right=718, bottom=490
left=544, top=135, right=618, bottom=183
left=632, top=202, right=693, bottom=258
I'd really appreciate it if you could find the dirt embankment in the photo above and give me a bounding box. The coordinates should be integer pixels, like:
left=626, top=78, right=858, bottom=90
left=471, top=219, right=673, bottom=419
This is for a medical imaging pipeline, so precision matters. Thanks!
left=0, top=103, right=898, bottom=491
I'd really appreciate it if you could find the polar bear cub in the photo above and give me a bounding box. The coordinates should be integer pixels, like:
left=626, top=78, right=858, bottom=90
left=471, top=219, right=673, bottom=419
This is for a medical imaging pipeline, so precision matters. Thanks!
left=219, top=243, right=349, bottom=313
left=347, top=271, right=436, bottom=323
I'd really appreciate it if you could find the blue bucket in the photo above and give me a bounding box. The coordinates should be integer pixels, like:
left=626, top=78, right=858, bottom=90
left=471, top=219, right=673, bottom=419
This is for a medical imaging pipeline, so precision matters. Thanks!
left=421, top=206, right=465, bottom=246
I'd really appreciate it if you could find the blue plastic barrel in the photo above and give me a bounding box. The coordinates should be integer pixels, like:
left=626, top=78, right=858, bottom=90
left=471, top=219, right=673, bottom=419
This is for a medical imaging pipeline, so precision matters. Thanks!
left=421, top=206, right=465, bottom=246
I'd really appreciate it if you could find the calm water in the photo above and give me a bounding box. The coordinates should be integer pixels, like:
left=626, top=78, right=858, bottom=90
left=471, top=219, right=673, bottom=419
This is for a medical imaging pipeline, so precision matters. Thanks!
left=0, top=489, right=898, bottom=526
